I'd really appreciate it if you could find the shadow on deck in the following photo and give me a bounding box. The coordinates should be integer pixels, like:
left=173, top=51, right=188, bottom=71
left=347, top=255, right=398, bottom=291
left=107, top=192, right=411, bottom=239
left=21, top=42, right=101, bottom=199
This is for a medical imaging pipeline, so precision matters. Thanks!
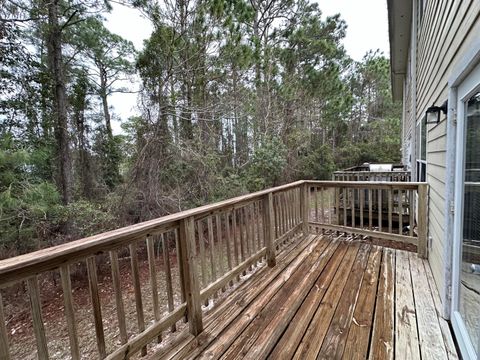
left=152, top=233, right=458, bottom=359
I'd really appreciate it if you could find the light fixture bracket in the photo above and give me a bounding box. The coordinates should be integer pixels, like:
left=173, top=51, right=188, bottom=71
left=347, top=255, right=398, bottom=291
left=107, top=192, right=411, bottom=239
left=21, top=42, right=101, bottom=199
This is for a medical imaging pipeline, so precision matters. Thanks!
left=425, top=100, right=448, bottom=124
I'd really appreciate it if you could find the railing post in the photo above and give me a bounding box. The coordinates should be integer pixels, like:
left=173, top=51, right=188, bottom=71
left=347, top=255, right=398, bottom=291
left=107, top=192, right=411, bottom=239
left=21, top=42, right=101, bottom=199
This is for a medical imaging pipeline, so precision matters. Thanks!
left=263, top=192, right=276, bottom=267
left=178, top=216, right=203, bottom=335
left=417, top=184, right=429, bottom=259
left=300, top=183, right=309, bottom=236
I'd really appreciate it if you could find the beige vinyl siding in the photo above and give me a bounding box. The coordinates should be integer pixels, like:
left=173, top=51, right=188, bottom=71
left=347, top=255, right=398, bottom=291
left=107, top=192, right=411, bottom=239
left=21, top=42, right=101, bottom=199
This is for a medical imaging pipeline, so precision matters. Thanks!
left=403, top=65, right=414, bottom=165
left=402, top=33, right=416, bottom=168
left=410, top=0, right=480, bottom=301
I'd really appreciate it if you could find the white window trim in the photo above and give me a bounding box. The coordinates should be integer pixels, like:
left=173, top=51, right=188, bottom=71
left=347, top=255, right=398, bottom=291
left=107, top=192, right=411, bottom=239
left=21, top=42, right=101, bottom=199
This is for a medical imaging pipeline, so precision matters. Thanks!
left=446, top=35, right=480, bottom=360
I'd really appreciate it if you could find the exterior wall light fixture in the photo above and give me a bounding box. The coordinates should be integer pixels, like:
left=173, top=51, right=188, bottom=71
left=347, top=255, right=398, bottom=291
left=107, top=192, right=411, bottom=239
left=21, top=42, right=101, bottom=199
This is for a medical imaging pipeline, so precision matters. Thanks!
left=425, top=100, right=448, bottom=124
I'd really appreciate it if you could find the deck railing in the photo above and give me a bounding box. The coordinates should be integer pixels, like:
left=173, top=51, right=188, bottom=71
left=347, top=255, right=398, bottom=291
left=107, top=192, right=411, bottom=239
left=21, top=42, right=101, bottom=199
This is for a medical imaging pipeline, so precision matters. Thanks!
left=306, top=181, right=428, bottom=257
left=0, top=180, right=428, bottom=360
left=333, top=170, right=411, bottom=182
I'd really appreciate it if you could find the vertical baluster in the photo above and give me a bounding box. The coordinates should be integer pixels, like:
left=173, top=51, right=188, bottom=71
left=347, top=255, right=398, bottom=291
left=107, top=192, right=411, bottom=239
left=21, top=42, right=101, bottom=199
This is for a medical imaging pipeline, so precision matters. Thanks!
left=129, top=243, right=147, bottom=356
left=232, top=210, right=239, bottom=268
left=351, top=188, right=356, bottom=228
left=162, top=234, right=176, bottom=331
left=207, top=216, right=217, bottom=287
left=300, top=184, right=309, bottom=236
left=369, top=189, right=373, bottom=230
left=276, top=195, right=281, bottom=237
left=86, top=258, right=106, bottom=358
left=285, top=190, right=292, bottom=231
left=215, top=214, right=225, bottom=281
left=335, top=187, right=340, bottom=226
left=110, top=250, right=128, bottom=343
left=197, top=220, right=207, bottom=289
left=0, top=293, right=10, bottom=360
left=60, top=265, right=80, bottom=360
left=174, top=229, right=187, bottom=322
left=409, top=190, right=414, bottom=237
left=225, top=212, right=233, bottom=285
left=295, top=188, right=300, bottom=225
left=321, top=187, right=325, bottom=225
left=246, top=204, right=254, bottom=257
left=314, top=187, right=319, bottom=223
left=280, top=192, right=286, bottom=235
left=28, top=279, right=49, bottom=358
left=232, top=210, right=241, bottom=281
left=360, top=188, right=364, bottom=228
left=27, top=276, right=49, bottom=360
left=279, top=193, right=284, bottom=235
left=291, top=190, right=295, bottom=227
left=252, top=203, right=259, bottom=253
left=290, top=190, right=294, bottom=229
left=343, top=188, right=347, bottom=227
left=255, top=201, right=263, bottom=251
left=399, top=190, right=403, bottom=235
left=146, top=236, right=162, bottom=342
left=239, top=208, right=246, bottom=272
left=263, top=192, right=276, bottom=267
left=244, top=205, right=254, bottom=271
left=388, top=188, right=393, bottom=233
left=378, top=189, right=383, bottom=232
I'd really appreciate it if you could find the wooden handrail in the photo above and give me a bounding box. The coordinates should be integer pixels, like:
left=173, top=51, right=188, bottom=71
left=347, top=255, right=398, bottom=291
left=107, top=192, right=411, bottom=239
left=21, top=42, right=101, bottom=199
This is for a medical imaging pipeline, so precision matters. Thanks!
left=306, top=180, right=422, bottom=189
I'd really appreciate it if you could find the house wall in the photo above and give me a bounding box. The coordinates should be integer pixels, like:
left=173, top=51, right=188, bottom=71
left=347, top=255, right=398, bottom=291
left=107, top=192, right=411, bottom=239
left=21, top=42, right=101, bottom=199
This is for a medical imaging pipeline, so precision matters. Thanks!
left=403, top=0, right=480, bottom=308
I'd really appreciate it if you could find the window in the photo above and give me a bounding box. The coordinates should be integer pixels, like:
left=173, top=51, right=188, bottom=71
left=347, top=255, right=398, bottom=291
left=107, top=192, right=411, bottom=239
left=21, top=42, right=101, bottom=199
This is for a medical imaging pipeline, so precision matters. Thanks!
left=416, top=119, right=427, bottom=182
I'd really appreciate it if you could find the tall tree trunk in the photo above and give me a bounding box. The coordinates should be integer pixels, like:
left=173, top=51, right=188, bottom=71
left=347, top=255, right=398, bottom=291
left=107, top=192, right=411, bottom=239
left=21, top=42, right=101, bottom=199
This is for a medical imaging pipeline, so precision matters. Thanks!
left=99, top=65, right=113, bottom=139
left=253, top=9, right=262, bottom=149
left=46, top=0, right=72, bottom=205
left=75, top=107, right=93, bottom=199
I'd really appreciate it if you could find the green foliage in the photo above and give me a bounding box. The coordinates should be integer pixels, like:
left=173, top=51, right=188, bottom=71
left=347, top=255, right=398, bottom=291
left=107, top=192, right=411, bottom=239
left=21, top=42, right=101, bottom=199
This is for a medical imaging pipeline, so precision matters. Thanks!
left=61, top=200, right=116, bottom=239
left=298, top=145, right=336, bottom=180
left=246, top=138, right=288, bottom=191
left=0, top=138, right=63, bottom=254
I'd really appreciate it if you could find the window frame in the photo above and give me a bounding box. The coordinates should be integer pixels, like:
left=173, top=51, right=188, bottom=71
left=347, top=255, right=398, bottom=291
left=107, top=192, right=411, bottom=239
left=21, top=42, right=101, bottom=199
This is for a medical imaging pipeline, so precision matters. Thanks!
left=416, top=118, right=427, bottom=182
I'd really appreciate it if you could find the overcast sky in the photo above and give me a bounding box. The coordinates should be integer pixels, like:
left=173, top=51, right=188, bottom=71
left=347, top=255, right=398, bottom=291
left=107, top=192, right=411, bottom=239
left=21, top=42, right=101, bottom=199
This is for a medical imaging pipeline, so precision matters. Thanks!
left=104, top=0, right=389, bottom=134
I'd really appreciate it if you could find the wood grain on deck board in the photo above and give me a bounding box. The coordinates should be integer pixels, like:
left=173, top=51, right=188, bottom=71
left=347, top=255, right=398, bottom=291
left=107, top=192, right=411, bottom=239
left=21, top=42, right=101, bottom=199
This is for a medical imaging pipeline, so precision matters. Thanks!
left=395, top=249, right=420, bottom=360
left=223, top=239, right=346, bottom=359
left=200, top=237, right=338, bottom=359
left=369, top=247, right=395, bottom=360
left=269, top=241, right=351, bottom=359
left=341, top=245, right=382, bottom=360
left=292, top=242, right=366, bottom=359
left=409, top=252, right=449, bottom=360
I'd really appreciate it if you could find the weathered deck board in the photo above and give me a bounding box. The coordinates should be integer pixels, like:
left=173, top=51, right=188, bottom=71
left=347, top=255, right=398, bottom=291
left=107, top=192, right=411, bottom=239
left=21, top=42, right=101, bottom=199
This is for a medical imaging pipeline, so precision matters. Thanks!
left=409, top=252, right=449, bottom=360
left=159, top=234, right=319, bottom=360
left=369, top=247, right=395, bottom=360
left=149, top=234, right=458, bottom=360
left=342, top=245, right=382, bottom=359
left=395, top=249, right=420, bottom=360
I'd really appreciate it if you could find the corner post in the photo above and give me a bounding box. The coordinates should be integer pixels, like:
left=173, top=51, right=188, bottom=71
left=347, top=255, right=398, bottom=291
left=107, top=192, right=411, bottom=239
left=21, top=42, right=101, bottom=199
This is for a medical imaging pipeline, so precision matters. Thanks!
left=300, top=182, right=309, bottom=236
left=178, top=216, right=203, bottom=335
left=263, top=192, right=276, bottom=267
left=417, top=183, right=429, bottom=259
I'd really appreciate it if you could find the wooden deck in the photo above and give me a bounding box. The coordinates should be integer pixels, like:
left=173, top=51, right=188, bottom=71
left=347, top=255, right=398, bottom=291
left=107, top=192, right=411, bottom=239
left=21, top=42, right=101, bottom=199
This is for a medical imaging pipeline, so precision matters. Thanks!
left=155, top=234, right=458, bottom=360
